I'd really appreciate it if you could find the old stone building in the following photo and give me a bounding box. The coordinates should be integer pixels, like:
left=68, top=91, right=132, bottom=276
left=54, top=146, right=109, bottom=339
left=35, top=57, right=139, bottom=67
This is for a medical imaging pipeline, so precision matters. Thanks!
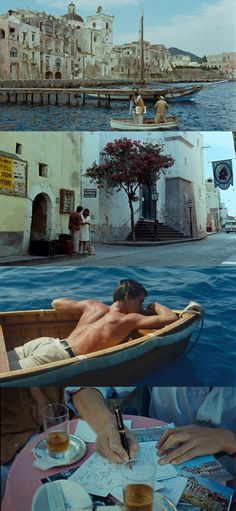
left=0, top=12, right=41, bottom=79
left=205, top=52, right=236, bottom=78
left=0, top=4, right=114, bottom=80
left=110, top=41, right=171, bottom=80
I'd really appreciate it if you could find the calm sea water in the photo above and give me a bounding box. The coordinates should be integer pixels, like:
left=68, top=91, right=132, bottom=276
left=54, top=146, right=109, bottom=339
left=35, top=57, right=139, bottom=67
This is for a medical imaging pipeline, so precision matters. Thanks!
left=0, top=81, right=235, bottom=131
left=0, top=265, right=235, bottom=386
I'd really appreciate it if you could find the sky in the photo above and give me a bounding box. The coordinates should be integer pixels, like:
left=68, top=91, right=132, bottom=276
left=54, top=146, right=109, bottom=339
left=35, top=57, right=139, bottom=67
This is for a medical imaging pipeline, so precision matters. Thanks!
left=1, top=0, right=236, bottom=56
left=202, top=132, right=236, bottom=216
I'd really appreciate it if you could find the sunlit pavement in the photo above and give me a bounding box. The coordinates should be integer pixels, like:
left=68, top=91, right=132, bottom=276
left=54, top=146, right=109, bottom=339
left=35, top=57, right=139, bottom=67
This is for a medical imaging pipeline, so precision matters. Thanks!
left=0, top=232, right=235, bottom=267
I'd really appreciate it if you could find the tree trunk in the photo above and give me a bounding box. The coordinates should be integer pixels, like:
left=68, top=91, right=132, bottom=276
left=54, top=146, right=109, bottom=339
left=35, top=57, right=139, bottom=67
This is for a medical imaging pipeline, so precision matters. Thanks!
left=128, top=197, right=136, bottom=241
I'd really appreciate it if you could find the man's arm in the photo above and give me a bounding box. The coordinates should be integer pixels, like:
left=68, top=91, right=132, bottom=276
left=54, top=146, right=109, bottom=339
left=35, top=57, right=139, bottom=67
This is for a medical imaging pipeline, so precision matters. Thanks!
left=72, top=388, right=138, bottom=463
left=129, top=302, right=178, bottom=330
left=51, top=298, right=86, bottom=315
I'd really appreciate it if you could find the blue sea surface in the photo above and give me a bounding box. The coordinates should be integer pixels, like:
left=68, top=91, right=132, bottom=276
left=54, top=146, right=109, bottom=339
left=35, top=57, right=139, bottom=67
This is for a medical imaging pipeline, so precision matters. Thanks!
left=0, top=81, right=235, bottom=131
left=0, top=265, right=235, bottom=386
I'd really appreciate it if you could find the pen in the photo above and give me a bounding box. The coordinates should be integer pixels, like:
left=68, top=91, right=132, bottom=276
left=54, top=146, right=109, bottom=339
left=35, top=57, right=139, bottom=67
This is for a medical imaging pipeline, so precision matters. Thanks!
left=114, top=404, right=131, bottom=459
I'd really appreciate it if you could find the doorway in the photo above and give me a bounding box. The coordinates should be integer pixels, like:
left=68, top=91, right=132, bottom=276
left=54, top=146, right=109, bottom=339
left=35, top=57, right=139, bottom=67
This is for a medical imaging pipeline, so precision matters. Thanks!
left=30, top=194, right=48, bottom=240
left=141, top=185, right=156, bottom=220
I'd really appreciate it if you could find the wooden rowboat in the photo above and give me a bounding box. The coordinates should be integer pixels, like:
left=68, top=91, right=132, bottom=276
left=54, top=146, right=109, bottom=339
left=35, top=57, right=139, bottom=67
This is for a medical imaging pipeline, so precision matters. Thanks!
left=110, top=116, right=178, bottom=131
left=85, top=85, right=204, bottom=103
left=0, top=305, right=203, bottom=387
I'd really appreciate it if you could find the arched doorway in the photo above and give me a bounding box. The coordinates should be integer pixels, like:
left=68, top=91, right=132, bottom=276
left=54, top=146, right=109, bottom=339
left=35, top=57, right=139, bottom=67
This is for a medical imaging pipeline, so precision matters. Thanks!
left=45, top=71, right=53, bottom=79
left=55, top=71, right=62, bottom=79
left=30, top=194, right=48, bottom=240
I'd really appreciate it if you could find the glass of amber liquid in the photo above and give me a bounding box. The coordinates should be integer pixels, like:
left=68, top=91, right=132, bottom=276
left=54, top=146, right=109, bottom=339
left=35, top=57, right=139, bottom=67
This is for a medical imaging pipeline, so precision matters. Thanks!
left=42, top=403, right=70, bottom=459
left=121, top=459, right=156, bottom=511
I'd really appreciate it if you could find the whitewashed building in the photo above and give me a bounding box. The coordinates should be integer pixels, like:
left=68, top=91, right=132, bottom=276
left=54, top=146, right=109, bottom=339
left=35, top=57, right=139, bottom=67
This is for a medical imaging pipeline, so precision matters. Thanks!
left=81, top=131, right=206, bottom=240
left=0, top=132, right=83, bottom=256
left=205, top=177, right=221, bottom=231
left=0, top=131, right=207, bottom=257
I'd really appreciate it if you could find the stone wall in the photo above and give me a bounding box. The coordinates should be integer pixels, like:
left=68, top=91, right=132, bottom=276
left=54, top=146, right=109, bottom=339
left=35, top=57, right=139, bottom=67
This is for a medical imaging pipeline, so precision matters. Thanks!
left=165, top=177, right=197, bottom=236
left=0, top=66, right=229, bottom=87
left=0, top=232, right=24, bottom=257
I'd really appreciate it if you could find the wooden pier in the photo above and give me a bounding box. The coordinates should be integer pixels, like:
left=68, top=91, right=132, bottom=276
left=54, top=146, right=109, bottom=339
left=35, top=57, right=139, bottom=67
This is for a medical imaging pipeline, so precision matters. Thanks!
left=0, top=87, right=160, bottom=108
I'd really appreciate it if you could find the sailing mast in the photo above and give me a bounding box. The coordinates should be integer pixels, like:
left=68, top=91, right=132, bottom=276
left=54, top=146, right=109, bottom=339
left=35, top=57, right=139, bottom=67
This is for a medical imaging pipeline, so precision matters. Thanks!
left=140, top=9, right=144, bottom=85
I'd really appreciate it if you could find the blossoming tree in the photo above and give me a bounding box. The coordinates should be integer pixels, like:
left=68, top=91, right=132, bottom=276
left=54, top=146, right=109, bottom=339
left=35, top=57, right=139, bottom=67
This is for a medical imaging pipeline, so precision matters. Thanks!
left=85, top=137, right=175, bottom=241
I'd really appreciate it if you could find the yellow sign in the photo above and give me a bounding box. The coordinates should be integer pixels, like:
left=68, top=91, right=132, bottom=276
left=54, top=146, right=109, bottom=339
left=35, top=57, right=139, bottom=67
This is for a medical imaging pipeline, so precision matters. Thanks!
left=0, top=156, right=13, bottom=190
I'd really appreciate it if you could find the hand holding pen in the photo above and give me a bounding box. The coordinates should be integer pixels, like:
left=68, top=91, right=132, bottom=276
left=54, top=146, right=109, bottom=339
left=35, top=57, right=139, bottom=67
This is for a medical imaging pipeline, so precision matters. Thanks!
left=114, top=404, right=131, bottom=459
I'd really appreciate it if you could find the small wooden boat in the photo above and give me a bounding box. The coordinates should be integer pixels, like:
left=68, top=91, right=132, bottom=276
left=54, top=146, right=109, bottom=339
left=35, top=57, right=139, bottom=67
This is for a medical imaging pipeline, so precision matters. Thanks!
left=85, top=84, right=204, bottom=104
left=0, top=304, right=203, bottom=387
left=110, top=116, right=178, bottom=131
left=164, top=84, right=204, bottom=102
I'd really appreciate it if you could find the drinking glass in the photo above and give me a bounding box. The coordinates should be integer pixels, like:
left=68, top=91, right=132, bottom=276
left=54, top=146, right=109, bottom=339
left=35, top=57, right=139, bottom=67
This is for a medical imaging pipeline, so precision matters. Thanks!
left=121, top=458, right=156, bottom=511
left=42, top=403, right=70, bottom=459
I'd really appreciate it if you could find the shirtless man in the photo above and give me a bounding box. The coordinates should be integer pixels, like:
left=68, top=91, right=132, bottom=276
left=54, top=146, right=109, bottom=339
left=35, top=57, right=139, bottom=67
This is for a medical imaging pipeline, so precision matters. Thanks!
left=7, top=279, right=178, bottom=370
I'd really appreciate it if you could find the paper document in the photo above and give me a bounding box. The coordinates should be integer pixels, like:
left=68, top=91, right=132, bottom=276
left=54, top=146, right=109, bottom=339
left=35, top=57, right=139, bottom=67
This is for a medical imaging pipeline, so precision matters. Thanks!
left=131, top=423, right=175, bottom=442
left=74, top=419, right=132, bottom=443
left=69, top=441, right=177, bottom=502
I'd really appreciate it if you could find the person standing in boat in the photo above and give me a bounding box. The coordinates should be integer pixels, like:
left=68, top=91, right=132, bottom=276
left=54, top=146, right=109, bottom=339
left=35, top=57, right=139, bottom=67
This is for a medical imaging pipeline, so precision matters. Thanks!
left=154, top=95, right=169, bottom=123
left=133, top=91, right=145, bottom=124
left=79, top=208, right=91, bottom=255
left=6, top=279, right=177, bottom=370
left=68, top=205, right=83, bottom=254
left=128, top=93, right=137, bottom=123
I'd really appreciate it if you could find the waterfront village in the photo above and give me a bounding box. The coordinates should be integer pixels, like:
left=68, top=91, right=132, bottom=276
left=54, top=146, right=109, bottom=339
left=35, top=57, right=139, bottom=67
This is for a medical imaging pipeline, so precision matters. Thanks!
left=0, top=3, right=236, bottom=82
left=0, top=131, right=235, bottom=259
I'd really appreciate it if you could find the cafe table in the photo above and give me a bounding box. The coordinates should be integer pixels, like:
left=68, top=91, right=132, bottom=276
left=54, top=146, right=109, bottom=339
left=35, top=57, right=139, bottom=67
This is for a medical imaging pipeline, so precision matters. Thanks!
left=2, top=415, right=164, bottom=511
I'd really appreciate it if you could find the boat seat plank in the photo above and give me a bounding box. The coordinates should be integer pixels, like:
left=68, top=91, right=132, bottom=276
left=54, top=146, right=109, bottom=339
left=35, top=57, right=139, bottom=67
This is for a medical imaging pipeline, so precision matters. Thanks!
left=0, top=325, right=10, bottom=373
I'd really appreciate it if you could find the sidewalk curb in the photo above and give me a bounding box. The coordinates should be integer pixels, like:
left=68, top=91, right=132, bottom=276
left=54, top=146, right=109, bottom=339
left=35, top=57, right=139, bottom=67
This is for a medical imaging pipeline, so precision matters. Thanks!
left=99, top=235, right=206, bottom=247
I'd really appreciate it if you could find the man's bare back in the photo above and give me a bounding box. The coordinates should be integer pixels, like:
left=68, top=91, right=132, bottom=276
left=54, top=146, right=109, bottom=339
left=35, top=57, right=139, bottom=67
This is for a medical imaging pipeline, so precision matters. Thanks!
left=7, top=280, right=178, bottom=370
left=52, top=295, right=178, bottom=356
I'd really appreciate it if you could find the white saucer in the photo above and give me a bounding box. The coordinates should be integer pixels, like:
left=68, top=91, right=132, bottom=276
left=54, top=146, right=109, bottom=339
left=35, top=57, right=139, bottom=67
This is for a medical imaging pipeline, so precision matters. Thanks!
left=33, top=434, right=86, bottom=466
left=32, top=480, right=93, bottom=511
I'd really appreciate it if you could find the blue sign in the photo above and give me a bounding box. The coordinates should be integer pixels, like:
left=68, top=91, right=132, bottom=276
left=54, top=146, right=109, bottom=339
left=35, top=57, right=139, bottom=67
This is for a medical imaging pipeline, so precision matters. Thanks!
left=212, top=159, right=233, bottom=190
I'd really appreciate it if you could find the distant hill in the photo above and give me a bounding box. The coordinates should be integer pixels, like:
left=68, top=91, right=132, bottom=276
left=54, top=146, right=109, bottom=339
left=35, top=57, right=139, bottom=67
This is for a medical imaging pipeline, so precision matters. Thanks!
left=168, top=47, right=202, bottom=63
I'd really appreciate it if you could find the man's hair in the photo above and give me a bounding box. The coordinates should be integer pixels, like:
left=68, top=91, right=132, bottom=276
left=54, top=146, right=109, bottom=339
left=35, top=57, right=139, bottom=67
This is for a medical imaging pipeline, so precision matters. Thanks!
left=76, top=206, right=83, bottom=212
left=113, top=279, right=148, bottom=302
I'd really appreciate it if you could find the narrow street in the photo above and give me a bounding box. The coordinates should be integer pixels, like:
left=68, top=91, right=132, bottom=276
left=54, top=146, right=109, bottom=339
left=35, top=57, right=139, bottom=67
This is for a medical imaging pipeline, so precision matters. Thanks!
left=53, top=232, right=236, bottom=267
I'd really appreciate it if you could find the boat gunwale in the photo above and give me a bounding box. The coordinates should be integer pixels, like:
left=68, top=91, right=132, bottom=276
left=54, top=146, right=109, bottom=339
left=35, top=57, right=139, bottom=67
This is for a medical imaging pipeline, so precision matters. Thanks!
left=0, top=309, right=201, bottom=381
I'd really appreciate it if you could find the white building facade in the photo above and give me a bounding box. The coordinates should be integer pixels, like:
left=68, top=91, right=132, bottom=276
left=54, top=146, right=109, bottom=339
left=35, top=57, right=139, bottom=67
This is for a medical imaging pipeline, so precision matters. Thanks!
left=0, top=131, right=207, bottom=257
left=0, top=4, right=114, bottom=80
